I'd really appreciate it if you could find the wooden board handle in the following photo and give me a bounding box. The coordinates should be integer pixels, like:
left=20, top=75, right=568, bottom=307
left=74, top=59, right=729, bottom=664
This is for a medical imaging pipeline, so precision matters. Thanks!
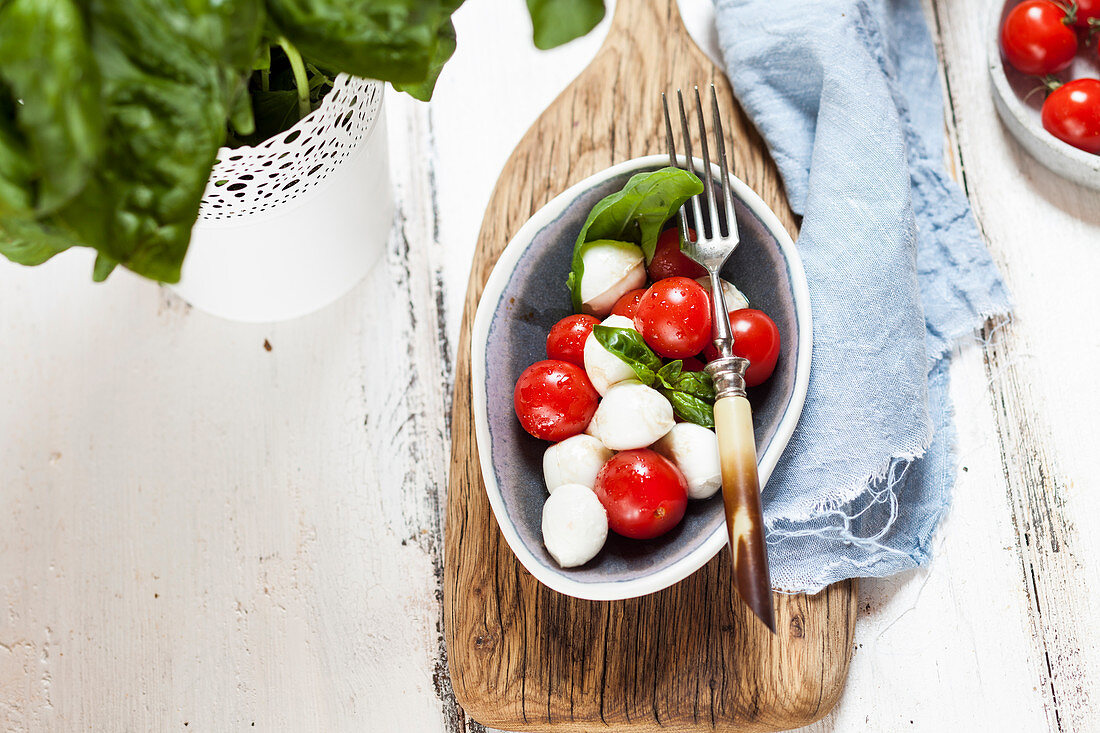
left=713, top=394, right=776, bottom=632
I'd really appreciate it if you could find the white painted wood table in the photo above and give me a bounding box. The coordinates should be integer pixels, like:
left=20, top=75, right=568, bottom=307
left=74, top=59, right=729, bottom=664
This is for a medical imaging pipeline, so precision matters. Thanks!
left=2, top=1, right=1098, bottom=730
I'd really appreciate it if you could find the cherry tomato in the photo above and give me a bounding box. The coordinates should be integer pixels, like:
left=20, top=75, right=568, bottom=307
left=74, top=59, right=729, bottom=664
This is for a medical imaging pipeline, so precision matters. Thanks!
left=594, top=449, right=688, bottom=539
left=681, top=356, right=706, bottom=372
left=1000, top=1, right=1077, bottom=75
left=610, top=288, right=647, bottom=319
left=1042, top=79, right=1100, bottom=154
left=648, top=228, right=706, bottom=281
left=546, top=314, right=600, bottom=367
left=514, top=360, right=598, bottom=441
left=703, top=309, right=781, bottom=387
left=1073, top=0, right=1100, bottom=27
left=633, top=277, right=712, bottom=359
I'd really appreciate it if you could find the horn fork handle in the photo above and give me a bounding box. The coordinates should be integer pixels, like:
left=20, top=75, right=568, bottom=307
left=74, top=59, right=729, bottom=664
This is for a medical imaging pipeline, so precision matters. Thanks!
left=707, top=357, right=776, bottom=633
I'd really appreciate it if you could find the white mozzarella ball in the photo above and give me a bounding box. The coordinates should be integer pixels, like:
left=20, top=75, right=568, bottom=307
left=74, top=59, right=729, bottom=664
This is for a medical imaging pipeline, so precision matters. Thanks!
left=583, top=314, right=639, bottom=396
left=541, top=483, right=608, bottom=568
left=653, top=423, right=723, bottom=499
left=696, top=277, right=749, bottom=312
left=543, top=434, right=613, bottom=493
left=580, top=242, right=647, bottom=316
left=588, top=380, right=675, bottom=451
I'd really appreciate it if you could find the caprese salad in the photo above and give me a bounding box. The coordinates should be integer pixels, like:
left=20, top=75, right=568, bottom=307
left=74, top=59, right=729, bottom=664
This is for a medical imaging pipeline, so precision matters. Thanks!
left=512, top=167, right=783, bottom=569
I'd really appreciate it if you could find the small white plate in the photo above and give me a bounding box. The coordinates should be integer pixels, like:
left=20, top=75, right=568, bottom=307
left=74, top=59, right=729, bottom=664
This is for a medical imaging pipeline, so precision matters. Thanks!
left=989, top=0, right=1100, bottom=190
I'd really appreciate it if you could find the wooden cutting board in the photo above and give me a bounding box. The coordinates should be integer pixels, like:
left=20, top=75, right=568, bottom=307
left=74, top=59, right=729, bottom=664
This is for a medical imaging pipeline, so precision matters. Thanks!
left=444, top=1, right=857, bottom=729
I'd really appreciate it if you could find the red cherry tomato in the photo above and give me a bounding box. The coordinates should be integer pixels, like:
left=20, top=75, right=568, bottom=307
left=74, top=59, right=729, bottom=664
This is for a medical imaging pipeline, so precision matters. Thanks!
left=514, top=360, right=598, bottom=441
left=546, top=314, right=600, bottom=367
left=681, top=356, right=706, bottom=372
left=1073, top=0, right=1100, bottom=27
left=648, top=228, right=706, bottom=281
left=633, top=277, right=712, bottom=359
left=703, top=309, right=781, bottom=387
left=1041, top=79, right=1100, bottom=154
left=594, top=450, right=688, bottom=539
left=610, top=288, right=647, bottom=319
left=1000, top=1, right=1077, bottom=75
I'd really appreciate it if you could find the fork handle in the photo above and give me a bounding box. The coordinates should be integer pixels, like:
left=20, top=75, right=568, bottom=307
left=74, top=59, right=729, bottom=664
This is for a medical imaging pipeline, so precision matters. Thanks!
left=711, top=391, right=776, bottom=633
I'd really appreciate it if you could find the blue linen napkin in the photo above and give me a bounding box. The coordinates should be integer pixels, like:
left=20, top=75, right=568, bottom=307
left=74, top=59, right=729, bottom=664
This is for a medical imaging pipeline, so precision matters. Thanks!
left=713, top=0, right=1011, bottom=592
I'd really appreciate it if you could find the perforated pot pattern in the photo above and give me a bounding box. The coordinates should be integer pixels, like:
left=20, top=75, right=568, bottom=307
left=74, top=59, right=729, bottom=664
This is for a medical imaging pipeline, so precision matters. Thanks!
left=198, top=75, right=384, bottom=221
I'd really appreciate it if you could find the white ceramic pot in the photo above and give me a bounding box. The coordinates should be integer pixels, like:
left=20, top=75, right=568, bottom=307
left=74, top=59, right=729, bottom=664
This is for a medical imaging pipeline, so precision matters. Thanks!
left=173, top=75, right=393, bottom=322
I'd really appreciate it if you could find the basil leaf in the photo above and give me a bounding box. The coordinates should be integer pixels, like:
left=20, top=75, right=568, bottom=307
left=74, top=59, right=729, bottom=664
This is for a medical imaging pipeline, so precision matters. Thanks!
left=0, top=0, right=102, bottom=216
left=267, top=0, right=463, bottom=90
left=592, top=325, right=661, bottom=385
left=666, top=369, right=716, bottom=401
left=567, top=167, right=702, bottom=311
left=392, top=19, right=457, bottom=101
left=657, top=360, right=683, bottom=385
left=528, top=0, right=605, bottom=50
left=663, top=390, right=715, bottom=429
left=0, top=0, right=265, bottom=282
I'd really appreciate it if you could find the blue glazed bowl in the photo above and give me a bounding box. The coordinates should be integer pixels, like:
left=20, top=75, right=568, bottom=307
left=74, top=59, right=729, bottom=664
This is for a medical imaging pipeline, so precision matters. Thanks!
left=471, top=155, right=812, bottom=600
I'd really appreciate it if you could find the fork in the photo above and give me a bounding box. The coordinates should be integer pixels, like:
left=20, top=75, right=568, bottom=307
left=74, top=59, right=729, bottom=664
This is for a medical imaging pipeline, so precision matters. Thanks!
left=662, top=86, right=775, bottom=634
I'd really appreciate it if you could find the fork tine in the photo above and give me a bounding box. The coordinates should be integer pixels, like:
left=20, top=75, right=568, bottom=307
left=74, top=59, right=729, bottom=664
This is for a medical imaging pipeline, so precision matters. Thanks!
left=710, top=85, right=736, bottom=239
left=693, top=86, right=719, bottom=240
left=676, top=89, right=705, bottom=237
left=663, top=93, right=692, bottom=241
left=662, top=93, right=678, bottom=169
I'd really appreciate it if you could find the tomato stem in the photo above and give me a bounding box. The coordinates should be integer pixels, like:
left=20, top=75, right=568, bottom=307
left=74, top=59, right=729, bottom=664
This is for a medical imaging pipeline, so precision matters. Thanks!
left=1056, top=0, right=1079, bottom=24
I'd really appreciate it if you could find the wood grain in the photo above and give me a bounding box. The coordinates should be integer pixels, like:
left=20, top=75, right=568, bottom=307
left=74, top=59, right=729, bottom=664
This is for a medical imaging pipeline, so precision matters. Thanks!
left=444, top=1, right=857, bottom=729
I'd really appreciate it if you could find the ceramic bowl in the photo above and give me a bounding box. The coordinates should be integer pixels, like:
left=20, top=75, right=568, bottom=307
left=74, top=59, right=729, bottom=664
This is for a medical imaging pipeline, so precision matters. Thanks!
left=471, top=155, right=812, bottom=600
left=989, top=0, right=1100, bottom=190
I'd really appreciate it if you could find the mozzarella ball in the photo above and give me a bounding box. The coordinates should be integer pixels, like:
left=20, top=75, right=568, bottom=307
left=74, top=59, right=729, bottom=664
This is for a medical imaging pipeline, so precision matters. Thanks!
left=580, top=242, right=647, bottom=316
left=583, top=314, right=639, bottom=396
left=695, top=277, right=749, bottom=312
left=543, top=434, right=614, bottom=493
left=588, top=380, right=675, bottom=450
left=653, top=423, right=722, bottom=499
left=542, top=483, right=608, bottom=568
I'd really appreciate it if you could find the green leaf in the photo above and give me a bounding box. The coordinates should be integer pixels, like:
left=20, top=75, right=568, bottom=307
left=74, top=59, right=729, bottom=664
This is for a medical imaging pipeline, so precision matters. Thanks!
left=527, top=0, right=605, bottom=50
left=567, top=167, right=702, bottom=311
left=662, top=390, right=715, bottom=429
left=0, top=100, right=34, bottom=217
left=228, top=84, right=257, bottom=137
left=393, top=19, right=457, bottom=101
left=662, top=368, right=716, bottom=401
left=591, top=325, right=662, bottom=385
left=92, top=253, right=117, bottom=282
left=0, top=0, right=266, bottom=283
left=0, top=0, right=103, bottom=215
left=657, top=360, right=683, bottom=385
left=266, top=0, right=465, bottom=96
left=654, top=359, right=716, bottom=425
left=0, top=216, right=73, bottom=266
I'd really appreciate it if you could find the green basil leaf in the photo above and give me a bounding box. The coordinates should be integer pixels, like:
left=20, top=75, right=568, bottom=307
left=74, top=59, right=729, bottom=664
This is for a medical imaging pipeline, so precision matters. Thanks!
left=656, top=360, right=683, bottom=385
left=527, top=0, right=605, bottom=50
left=0, top=0, right=103, bottom=216
left=0, top=216, right=74, bottom=267
left=663, top=390, right=715, bottom=429
left=667, top=370, right=716, bottom=401
left=592, top=325, right=661, bottom=385
left=267, top=0, right=463, bottom=93
left=567, top=167, right=702, bottom=311
left=1, top=0, right=266, bottom=282
left=392, top=19, right=457, bottom=101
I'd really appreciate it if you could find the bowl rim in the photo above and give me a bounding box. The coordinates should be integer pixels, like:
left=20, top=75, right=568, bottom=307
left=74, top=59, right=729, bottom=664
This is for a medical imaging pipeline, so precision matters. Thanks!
left=987, top=0, right=1100, bottom=189
left=469, top=154, right=813, bottom=601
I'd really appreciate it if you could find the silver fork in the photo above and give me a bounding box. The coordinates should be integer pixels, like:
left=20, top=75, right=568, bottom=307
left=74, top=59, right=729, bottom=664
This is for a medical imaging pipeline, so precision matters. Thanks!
left=662, top=85, right=775, bottom=634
